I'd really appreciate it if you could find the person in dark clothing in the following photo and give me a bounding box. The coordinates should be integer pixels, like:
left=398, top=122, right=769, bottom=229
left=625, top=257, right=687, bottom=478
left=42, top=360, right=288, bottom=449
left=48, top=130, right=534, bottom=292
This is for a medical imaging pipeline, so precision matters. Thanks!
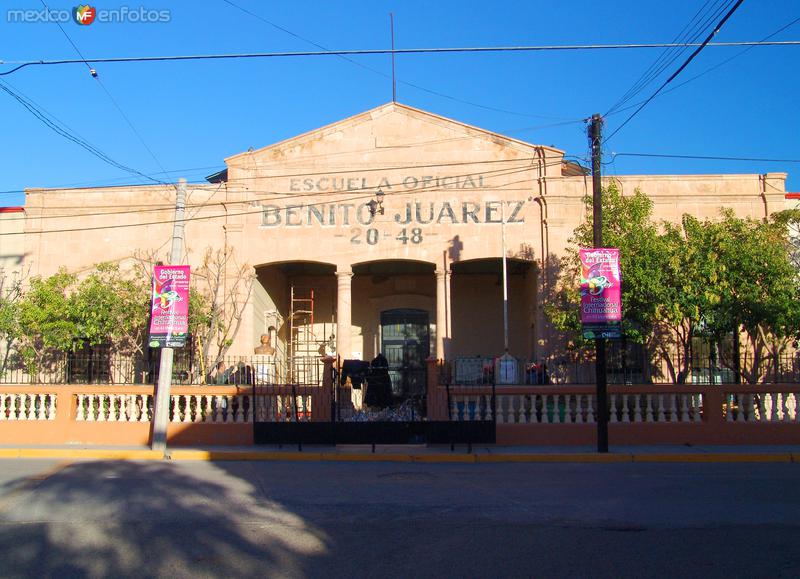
left=365, top=353, right=393, bottom=408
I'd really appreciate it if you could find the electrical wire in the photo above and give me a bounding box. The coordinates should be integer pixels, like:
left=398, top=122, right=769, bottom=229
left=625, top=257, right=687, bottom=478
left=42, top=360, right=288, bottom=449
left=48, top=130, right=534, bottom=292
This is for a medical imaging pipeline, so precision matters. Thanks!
left=606, top=0, right=731, bottom=115
left=219, top=0, right=572, bottom=121
left=37, top=0, right=172, bottom=182
left=607, top=15, right=800, bottom=117
left=608, top=152, right=800, bottom=163
left=3, top=40, right=797, bottom=77
left=604, top=0, right=746, bottom=143
left=5, top=159, right=569, bottom=223
left=0, top=79, right=165, bottom=185
left=2, top=163, right=549, bottom=234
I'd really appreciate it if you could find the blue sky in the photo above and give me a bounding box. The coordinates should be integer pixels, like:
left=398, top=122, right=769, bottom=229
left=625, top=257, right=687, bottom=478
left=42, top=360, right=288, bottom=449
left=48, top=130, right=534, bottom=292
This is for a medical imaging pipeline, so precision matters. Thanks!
left=1, top=0, right=798, bottom=208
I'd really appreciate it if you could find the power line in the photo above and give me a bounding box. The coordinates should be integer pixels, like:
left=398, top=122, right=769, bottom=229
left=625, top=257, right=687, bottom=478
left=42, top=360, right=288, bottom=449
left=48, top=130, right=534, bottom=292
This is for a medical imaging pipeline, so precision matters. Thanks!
left=0, top=79, right=165, bottom=184
left=3, top=164, right=544, bottom=235
left=606, top=1, right=731, bottom=115
left=219, top=0, right=571, bottom=121
left=607, top=15, right=800, bottom=117
left=2, top=40, right=797, bottom=76
left=604, top=0, right=746, bottom=143
left=609, top=152, right=800, bottom=163
left=38, top=0, right=171, bottom=181
left=7, top=159, right=569, bottom=223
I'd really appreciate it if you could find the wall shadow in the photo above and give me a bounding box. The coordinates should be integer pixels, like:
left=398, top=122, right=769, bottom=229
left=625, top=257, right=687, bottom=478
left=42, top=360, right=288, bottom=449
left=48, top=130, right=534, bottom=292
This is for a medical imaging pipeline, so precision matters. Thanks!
left=0, top=459, right=331, bottom=577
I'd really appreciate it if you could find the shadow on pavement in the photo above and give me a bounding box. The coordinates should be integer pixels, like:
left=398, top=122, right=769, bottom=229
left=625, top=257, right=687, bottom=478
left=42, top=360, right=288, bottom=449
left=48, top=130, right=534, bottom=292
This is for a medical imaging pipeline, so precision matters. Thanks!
left=0, top=460, right=330, bottom=578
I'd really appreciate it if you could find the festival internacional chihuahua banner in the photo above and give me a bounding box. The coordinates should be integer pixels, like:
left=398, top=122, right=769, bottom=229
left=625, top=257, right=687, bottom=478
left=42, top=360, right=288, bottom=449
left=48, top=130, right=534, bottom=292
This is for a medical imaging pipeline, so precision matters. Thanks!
left=148, top=265, right=190, bottom=348
left=579, top=248, right=622, bottom=340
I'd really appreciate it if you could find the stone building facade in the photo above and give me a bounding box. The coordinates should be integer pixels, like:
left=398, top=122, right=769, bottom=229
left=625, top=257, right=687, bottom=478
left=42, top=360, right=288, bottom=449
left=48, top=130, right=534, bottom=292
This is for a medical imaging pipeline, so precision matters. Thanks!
left=20, top=103, right=789, bottom=381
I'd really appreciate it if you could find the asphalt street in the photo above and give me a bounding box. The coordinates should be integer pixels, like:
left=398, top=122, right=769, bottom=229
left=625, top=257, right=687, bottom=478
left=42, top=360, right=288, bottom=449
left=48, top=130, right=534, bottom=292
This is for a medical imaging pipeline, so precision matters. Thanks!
left=0, top=458, right=798, bottom=578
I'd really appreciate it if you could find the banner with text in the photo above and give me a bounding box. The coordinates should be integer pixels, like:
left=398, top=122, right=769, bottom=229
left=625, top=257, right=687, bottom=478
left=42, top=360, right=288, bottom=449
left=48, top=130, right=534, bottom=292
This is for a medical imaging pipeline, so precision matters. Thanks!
left=579, top=248, right=622, bottom=339
left=148, top=265, right=190, bottom=348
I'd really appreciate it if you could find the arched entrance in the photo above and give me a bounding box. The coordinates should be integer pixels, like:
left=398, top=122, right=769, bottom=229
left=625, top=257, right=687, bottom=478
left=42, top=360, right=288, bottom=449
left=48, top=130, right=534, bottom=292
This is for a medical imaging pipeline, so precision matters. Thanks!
left=380, top=308, right=430, bottom=400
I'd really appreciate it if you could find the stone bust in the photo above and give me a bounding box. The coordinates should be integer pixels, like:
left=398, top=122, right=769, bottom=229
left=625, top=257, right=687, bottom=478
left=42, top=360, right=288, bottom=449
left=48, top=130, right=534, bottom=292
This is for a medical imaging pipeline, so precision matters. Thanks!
left=254, top=333, right=275, bottom=356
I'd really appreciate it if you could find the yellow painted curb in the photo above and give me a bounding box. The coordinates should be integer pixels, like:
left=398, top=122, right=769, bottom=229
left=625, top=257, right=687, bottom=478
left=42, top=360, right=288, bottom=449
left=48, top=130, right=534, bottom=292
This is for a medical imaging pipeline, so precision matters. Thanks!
left=169, top=450, right=324, bottom=461
left=0, top=448, right=164, bottom=460
left=321, top=453, right=414, bottom=462
left=477, top=453, right=632, bottom=463
left=412, top=453, right=477, bottom=463
left=632, top=453, right=793, bottom=463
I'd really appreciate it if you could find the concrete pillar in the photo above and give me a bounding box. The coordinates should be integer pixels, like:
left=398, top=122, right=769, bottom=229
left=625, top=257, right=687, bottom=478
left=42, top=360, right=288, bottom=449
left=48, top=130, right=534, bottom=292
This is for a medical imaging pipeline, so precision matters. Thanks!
left=435, top=268, right=451, bottom=360
left=336, top=265, right=353, bottom=360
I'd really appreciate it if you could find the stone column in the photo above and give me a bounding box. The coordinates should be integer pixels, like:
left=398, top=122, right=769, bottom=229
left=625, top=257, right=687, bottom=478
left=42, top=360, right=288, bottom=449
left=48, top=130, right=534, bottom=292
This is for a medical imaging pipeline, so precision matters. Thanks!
left=435, top=268, right=451, bottom=360
left=336, top=265, right=353, bottom=361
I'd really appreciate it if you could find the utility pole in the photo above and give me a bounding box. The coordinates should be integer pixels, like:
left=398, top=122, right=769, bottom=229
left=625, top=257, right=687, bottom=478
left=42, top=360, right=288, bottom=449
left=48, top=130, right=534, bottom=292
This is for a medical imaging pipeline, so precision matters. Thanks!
left=589, top=114, right=609, bottom=453
left=151, top=178, right=186, bottom=454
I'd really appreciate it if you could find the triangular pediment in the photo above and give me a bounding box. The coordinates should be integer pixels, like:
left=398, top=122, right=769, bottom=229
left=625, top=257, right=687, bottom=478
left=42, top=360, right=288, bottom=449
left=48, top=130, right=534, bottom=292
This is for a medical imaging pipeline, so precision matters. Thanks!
left=224, top=102, right=564, bottom=166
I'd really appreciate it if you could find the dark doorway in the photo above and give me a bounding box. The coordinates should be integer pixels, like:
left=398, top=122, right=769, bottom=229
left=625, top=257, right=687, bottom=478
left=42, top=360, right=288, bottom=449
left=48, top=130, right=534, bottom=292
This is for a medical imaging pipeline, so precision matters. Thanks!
left=380, top=309, right=429, bottom=402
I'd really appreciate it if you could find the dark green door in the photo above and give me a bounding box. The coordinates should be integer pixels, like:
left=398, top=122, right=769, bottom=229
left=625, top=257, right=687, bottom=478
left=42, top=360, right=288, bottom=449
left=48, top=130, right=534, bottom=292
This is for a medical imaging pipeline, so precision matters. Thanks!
left=380, top=309, right=430, bottom=401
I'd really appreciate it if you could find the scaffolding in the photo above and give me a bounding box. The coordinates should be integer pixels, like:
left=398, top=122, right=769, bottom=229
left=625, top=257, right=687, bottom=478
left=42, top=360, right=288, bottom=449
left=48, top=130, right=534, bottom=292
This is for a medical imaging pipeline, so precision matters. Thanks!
left=288, top=286, right=316, bottom=384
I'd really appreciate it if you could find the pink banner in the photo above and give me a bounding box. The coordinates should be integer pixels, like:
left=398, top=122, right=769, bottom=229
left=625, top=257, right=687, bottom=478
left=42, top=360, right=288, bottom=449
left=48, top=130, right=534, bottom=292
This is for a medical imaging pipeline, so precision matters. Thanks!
left=579, top=248, right=622, bottom=324
left=148, top=265, right=190, bottom=348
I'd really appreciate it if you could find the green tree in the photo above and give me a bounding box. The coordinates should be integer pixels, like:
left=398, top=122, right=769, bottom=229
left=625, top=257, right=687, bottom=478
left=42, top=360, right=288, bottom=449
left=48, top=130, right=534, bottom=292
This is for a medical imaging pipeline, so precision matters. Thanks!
left=16, top=269, right=78, bottom=377
left=0, top=268, right=26, bottom=376
left=547, top=186, right=800, bottom=384
left=71, top=262, right=151, bottom=354
left=703, top=210, right=800, bottom=382
left=546, top=184, right=675, bottom=372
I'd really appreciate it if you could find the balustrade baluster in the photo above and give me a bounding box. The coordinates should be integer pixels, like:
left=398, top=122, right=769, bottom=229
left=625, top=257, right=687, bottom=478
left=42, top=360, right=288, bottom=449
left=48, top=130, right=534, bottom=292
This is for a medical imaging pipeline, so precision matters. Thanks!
left=484, top=395, right=493, bottom=422
left=75, top=394, right=85, bottom=421
left=680, top=395, right=689, bottom=422
left=87, top=395, right=97, bottom=422
left=586, top=395, right=596, bottom=423
left=234, top=396, right=243, bottom=422
left=693, top=395, right=702, bottom=423
left=518, top=395, right=528, bottom=424
left=139, top=395, right=150, bottom=422
left=745, top=394, right=755, bottom=423
left=0, top=394, right=7, bottom=421
left=735, top=394, right=745, bottom=422
left=179, top=395, right=189, bottom=423
left=495, top=396, right=505, bottom=424
left=556, top=394, right=565, bottom=424
left=631, top=395, right=641, bottom=423
left=622, top=394, right=630, bottom=423
left=725, top=394, right=734, bottom=422
left=668, top=394, right=678, bottom=423
left=530, top=395, right=541, bottom=424
left=19, top=395, right=30, bottom=420
left=203, top=394, right=212, bottom=422
left=780, top=393, right=790, bottom=423
left=644, top=395, right=654, bottom=422
left=609, top=394, right=618, bottom=423
left=657, top=395, right=666, bottom=422
left=46, top=394, right=56, bottom=420
left=506, top=395, right=517, bottom=424
left=575, top=395, right=584, bottom=424
left=766, top=392, right=775, bottom=422
left=541, top=395, right=550, bottom=424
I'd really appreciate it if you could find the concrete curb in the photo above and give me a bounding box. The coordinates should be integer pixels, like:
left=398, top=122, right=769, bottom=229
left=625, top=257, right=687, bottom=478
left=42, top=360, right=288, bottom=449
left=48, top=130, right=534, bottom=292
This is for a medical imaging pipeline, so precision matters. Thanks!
left=0, top=448, right=796, bottom=463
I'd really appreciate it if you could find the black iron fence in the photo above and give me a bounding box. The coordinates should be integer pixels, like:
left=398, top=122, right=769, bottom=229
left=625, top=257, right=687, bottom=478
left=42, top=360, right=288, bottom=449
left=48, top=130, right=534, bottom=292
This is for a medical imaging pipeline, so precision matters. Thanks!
left=0, top=346, right=323, bottom=387
left=437, top=345, right=800, bottom=386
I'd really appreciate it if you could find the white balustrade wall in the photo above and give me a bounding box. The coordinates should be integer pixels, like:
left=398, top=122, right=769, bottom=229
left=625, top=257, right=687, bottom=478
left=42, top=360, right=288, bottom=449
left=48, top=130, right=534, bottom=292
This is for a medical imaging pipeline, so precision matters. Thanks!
left=253, top=393, right=312, bottom=422
left=450, top=391, right=706, bottom=424
left=724, top=392, right=798, bottom=423
left=0, top=393, right=57, bottom=420
left=73, top=393, right=253, bottom=423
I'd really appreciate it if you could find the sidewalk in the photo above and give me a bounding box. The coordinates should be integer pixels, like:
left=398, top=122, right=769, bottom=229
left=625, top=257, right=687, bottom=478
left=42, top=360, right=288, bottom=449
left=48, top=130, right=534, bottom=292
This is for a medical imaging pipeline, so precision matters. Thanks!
left=0, top=443, right=798, bottom=463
